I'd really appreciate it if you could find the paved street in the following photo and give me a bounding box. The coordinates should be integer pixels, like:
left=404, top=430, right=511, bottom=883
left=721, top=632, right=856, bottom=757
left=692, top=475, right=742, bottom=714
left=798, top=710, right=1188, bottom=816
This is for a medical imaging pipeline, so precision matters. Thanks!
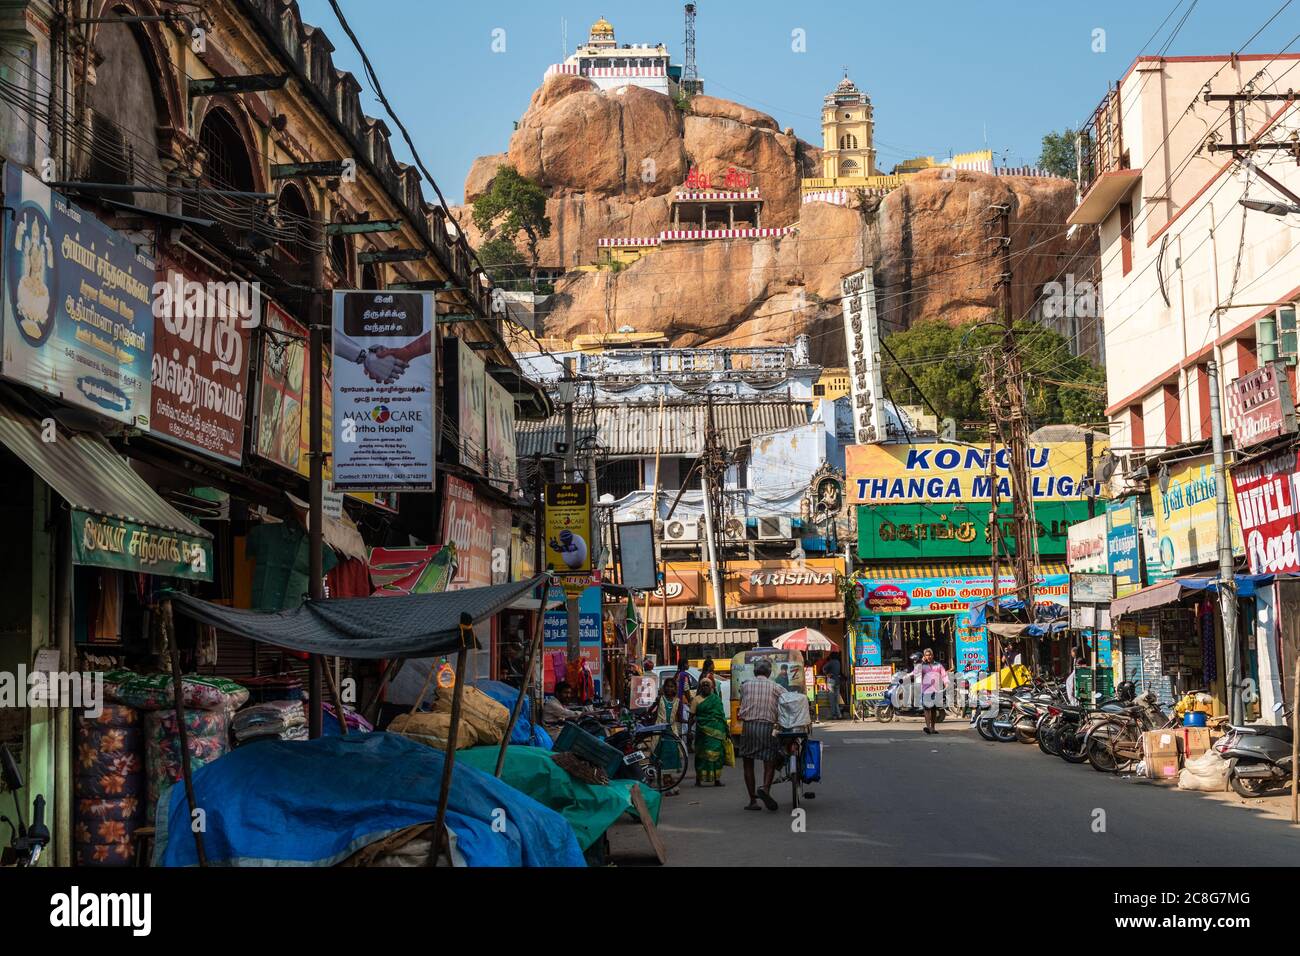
left=610, top=718, right=1300, bottom=866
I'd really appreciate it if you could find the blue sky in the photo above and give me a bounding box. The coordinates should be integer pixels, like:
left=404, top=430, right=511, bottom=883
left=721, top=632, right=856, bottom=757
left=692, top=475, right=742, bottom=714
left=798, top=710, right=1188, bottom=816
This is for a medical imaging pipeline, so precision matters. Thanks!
left=298, top=0, right=1299, bottom=204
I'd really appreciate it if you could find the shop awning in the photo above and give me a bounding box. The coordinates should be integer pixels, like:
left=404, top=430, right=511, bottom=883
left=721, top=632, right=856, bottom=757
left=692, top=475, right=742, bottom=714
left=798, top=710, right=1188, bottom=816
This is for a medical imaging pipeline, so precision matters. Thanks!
left=1110, top=573, right=1285, bottom=619
left=643, top=605, right=691, bottom=626
left=166, top=575, right=547, bottom=658
left=286, top=493, right=368, bottom=564
left=691, top=601, right=843, bottom=621
left=0, top=393, right=213, bottom=581
left=670, top=628, right=759, bottom=646
left=858, top=562, right=1068, bottom=580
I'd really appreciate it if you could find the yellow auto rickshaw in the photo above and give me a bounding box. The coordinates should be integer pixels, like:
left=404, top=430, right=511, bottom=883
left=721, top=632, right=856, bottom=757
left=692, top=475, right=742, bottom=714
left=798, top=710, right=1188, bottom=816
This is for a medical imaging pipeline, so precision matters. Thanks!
left=728, top=647, right=806, bottom=735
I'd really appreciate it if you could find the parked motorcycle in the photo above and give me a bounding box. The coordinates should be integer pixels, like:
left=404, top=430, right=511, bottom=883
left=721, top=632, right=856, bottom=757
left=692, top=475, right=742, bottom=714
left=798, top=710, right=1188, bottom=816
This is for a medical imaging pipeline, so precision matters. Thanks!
left=1217, top=710, right=1295, bottom=797
left=1083, top=690, right=1169, bottom=773
left=0, top=745, right=49, bottom=868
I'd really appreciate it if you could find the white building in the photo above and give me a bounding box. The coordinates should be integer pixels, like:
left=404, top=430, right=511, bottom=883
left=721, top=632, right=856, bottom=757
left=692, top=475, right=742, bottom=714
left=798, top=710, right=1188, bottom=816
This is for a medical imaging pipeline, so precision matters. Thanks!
left=544, top=16, right=679, bottom=97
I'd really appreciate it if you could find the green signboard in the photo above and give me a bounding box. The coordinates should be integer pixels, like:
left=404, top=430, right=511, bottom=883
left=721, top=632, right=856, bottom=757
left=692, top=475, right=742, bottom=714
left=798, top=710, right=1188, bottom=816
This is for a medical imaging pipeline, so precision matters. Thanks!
left=72, top=510, right=213, bottom=582
left=857, top=501, right=1091, bottom=561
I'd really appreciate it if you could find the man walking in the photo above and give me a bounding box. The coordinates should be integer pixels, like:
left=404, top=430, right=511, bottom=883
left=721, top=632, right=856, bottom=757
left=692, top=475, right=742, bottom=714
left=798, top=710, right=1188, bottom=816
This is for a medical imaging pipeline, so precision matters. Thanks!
left=739, top=660, right=784, bottom=811
left=917, top=647, right=949, bottom=735
left=822, top=653, right=843, bottom=720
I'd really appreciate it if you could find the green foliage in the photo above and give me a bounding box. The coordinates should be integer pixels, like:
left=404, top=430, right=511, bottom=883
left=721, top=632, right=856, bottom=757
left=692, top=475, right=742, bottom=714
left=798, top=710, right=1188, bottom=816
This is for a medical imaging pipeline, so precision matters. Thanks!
left=476, top=237, right=531, bottom=290
left=1038, top=129, right=1079, bottom=181
left=471, top=165, right=552, bottom=272
left=881, top=318, right=1105, bottom=436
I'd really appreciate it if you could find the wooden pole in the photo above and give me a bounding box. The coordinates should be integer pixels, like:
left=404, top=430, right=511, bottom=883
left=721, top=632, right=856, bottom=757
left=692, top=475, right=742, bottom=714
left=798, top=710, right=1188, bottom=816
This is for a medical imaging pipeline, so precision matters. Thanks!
left=496, top=589, right=547, bottom=777
left=1291, top=654, right=1299, bottom=825
left=650, top=392, right=665, bottom=664
left=430, top=615, right=473, bottom=866
left=359, top=657, right=400, bottom=724
left=163, top=599, right=206, bottom=867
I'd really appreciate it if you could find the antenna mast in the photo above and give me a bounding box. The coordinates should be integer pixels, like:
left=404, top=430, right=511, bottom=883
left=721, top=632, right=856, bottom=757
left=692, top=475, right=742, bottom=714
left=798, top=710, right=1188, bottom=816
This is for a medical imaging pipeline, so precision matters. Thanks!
left=683, top=4, right=702, bottom=96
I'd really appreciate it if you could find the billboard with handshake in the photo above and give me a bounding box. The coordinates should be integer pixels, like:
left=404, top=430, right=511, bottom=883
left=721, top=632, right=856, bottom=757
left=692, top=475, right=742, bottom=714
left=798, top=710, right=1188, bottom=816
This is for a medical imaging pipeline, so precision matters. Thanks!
left=331, top=290, right=436, bottom=490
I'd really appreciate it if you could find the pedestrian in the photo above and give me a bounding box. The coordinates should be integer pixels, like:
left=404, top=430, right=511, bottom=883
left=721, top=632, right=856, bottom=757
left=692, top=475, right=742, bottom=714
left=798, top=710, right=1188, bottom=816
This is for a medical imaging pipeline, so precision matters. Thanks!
left=917, top=647, right=949, bottom=735
left=691, top=676, right=728, bottom=787
left=822, top=652, right=843, bottom=720
left=652, top=676, right=687, bottom=796
left=738, top=660, right=784, bottom=811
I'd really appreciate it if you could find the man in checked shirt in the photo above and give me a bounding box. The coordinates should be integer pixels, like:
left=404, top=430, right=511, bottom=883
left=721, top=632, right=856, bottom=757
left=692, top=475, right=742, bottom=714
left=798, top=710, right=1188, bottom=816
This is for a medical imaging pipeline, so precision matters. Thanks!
left=739, top=660, right=785, bottom=811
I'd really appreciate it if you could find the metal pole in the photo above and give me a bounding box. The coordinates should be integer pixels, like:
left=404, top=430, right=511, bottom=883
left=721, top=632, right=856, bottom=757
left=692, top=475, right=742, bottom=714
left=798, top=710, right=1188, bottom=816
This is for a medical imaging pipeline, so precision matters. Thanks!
left=308, top=209, right=326, bottom=738
left=1206, top=359, right=1241, bottom=724
left=702, top=396, right=726, bottom=630
left=649, top=393, right=665, bottom=660
left=562, top=359, right=581, bottom=666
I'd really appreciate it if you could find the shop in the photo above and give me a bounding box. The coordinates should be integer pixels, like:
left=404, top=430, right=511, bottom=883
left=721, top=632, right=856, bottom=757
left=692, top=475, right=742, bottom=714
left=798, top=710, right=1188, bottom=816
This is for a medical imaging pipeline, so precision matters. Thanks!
left=700, top=558, right=846, bottom=653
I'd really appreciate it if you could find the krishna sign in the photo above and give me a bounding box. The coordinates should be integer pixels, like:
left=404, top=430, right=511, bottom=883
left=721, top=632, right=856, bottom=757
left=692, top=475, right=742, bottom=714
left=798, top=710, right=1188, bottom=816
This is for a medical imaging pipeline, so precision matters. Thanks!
left=847, top=442, right=1101, bottom=505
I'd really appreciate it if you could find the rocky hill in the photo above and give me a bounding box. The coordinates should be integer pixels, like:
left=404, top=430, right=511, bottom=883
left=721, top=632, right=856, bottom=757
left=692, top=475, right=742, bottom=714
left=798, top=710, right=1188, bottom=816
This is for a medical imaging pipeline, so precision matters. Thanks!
left=455, top=75, right=1092, bottom=364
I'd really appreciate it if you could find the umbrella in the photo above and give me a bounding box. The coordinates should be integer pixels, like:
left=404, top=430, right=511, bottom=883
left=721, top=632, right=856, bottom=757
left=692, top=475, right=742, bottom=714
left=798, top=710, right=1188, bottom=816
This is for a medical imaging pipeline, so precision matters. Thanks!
left=772, top=627, right=836, bottom=652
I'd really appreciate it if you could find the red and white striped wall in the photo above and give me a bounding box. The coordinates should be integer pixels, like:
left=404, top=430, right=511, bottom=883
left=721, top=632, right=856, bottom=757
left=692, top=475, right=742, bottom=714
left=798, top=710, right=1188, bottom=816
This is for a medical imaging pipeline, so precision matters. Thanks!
left=597, top=237, right=662, bottom=248
left=673, top=188, right=762, bottom=202
left=544, top=63, right=667, bottom=78
left=995, top=166, right=1066, bottom=179
left=659, top=226, right=796, bottom=241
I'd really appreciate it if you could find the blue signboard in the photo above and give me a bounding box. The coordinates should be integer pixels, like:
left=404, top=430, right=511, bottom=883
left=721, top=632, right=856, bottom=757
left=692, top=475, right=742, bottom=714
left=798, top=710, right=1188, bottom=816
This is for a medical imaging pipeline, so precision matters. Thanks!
left=2, top=163, right=154, bottom=425
left=1106, top=498, right=1143, bottom=596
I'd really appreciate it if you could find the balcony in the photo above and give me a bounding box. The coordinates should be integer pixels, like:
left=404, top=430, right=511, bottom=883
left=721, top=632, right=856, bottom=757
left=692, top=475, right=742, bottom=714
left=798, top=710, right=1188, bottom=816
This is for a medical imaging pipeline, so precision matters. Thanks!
left=1069, top=87, right=1141, bottom=226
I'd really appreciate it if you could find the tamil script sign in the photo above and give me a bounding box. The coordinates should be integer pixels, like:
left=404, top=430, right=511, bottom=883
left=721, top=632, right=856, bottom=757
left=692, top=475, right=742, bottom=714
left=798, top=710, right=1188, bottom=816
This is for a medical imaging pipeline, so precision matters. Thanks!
left=331, top=290, right=436, bottom=490
left=846, top=441, right=1102, bottom=505
left=1226, top=363, right=1296, bottom=449
left=1066, top=513, right=1108, bottom=573
left=858, top=501, right=1088, bottom=560
left=1148, top=454, right=1243, bottom=570
left=2, top=164, right=154, bottom=426
left=1230, top=446, right=1300, bottom=575
left=1106, top=498, right=1143, bottom=596
left=840, top=269, right=888, bottom=443
left=544, top=483, right=592, bottom=574
left=72, top=510, right=212, bottom=582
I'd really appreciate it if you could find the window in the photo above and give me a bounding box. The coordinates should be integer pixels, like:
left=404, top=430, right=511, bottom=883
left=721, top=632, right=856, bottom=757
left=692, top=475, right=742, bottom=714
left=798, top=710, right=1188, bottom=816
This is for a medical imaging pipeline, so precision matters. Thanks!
left=1197, top=366, right=1212, bottom=439
left=677, top=456, right=702, bottom=491
left=814, top=384, right=826, bottom=396
left=1255, top=304, right=1298, bottom=364
left=275, top=183, right=312, bottom=266
left=1119, top=201, right=1134, bottom=276
left=1162, top=383, right=1181, bottom=445
left=839, top=134, right=858, bottom=150
left=1280, top=305, right=1297, bottom=358
left=600, top=459, right=641, bottom=500
left=1128, top=404, right=1145, bottom=452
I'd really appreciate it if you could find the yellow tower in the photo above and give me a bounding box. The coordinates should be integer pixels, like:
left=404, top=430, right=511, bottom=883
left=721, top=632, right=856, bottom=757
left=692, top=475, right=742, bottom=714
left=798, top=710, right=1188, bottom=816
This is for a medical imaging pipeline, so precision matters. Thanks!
left=588, top=16, right=616, bottom=49
left=821, top=72, right=875, bottom=179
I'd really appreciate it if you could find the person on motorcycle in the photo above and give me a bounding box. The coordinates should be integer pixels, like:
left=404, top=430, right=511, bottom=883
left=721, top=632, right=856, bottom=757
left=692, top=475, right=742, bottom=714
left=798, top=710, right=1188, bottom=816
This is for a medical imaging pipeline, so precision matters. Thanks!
left=917, top=647, right=949, bottom=735
left=542, top=681, right=582, bottom=733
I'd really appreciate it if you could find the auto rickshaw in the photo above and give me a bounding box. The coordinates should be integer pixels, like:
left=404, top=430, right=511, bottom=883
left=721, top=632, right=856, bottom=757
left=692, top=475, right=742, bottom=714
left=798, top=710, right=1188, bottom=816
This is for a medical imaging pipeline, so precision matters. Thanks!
left=728, top=647, right=807, bottom=735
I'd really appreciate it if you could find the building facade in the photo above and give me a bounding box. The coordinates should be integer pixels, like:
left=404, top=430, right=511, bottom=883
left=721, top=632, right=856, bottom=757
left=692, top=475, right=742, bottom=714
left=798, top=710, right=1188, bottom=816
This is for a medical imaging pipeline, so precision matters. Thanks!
left=543, top=17, right=680, bottom=97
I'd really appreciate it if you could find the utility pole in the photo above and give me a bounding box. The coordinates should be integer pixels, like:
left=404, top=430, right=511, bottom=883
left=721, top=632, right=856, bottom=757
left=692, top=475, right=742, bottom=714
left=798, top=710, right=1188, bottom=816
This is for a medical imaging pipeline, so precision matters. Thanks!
left=990, top=200, right=1036, bottom=620
left=307, top=209, right=326, bottom=739
left=701, top=395, right=726, bottom=631
left=1207, top=360, right=1241, bottom=724
left=985, top=408, right=1001, bottom=676
left=559, top=358, right=581, bottom=665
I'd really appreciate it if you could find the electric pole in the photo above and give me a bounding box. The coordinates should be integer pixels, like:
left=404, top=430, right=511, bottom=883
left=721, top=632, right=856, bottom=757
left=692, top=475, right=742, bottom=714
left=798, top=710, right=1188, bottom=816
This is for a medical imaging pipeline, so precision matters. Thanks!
left=559, top=358, right=581, bottom=665
left=307, top=209, right=326, bottom=739
left=1207, top=360, right=1241, bottom=724
left=701, top=395, right=727, bottom=631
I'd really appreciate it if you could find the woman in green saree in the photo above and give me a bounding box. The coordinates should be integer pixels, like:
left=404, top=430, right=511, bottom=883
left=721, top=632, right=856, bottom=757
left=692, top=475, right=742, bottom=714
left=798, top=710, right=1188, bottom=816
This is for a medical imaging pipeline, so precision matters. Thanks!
left=692, top=677, right=728, bottom=787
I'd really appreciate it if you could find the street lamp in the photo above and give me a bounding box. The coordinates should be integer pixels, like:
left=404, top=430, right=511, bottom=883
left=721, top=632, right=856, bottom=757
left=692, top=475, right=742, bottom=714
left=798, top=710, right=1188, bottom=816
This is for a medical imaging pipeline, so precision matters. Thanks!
left=1240, top=198, right=1300, bottom=216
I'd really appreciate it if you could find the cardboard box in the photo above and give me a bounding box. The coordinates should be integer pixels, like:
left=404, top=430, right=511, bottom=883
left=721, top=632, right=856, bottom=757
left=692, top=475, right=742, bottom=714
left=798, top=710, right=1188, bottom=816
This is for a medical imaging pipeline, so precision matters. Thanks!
left=1181, top=727, right=1211, bottom=759
left=1143, top=729, right=1180, bottom=757
left=1146, top=753, right=1182, bottom=782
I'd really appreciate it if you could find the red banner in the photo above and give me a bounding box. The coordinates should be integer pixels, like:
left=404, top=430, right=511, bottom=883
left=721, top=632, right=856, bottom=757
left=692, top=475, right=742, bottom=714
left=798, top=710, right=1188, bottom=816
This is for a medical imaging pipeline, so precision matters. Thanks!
left=442, top=475, right=495, bottom=589
left=1231, top=447, right=1300, bottom=574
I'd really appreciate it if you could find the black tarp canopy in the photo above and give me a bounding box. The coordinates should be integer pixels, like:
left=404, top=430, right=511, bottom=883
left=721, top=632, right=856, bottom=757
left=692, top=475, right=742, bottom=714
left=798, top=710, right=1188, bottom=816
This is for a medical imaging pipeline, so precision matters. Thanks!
left=166, top=576, right=547, bottom=659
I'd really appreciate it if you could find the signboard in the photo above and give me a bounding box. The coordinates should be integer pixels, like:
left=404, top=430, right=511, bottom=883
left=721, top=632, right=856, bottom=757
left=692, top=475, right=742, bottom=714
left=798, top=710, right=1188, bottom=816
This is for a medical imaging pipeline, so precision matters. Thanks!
left=484, top=372, right=517, bottom=489
left=1148, top=454, right=1243, bottom=570
left=1066, top=513, right=1108, bottom=573
left=544, top=483, right=592, bottom=573
left=1141, top=501, right=1174, bottom=584
left=368, top=545, right=454, bottom=595
left=1226, top=362, right=1297, bottom=449
left=2, top=164, right=154, bottom=426
left=1105, top=498, right=1143, bottom=596
left=840, top=269, right=888, bottom=443
left=616, top=520, right=657, bottom=590
left=859, top=501, right=1089, bottom=560
left=853, top=664, right=893, bottom=703
left=1230, top=446, right=1300, bottom=575
left=847, top=441, right=1103, bottom=505
left=150, top=258, right=254, bottom=463
left=254, top=302, right=306, bottom=470
left=331, top=290, right=435, bottom=490
left=452, top=338, right=487, bottom=474
left=442, top=474, right=495, bottom=589
left=636, top=568, right=702, bottom=605
left=1069, top=572, right=1115, bottom=604
left=736, top=565, right=838, bottom=603
left=72, top=510, right=212, bottom=582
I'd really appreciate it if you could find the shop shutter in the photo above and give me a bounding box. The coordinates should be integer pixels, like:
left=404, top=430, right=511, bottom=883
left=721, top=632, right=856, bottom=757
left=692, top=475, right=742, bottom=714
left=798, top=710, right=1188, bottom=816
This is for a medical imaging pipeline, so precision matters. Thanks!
left=1122, top=636, right=1142, bottom=683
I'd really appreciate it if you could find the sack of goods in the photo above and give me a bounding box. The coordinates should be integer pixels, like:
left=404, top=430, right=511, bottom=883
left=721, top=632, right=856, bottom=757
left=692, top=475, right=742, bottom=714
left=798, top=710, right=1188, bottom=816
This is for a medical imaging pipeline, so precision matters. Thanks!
left=389, top=684, right=511, bottom=751
left=75, top=703, right=145, bottom=867
left=144, top=708, right=231, bottom=823
left=1177, top=750, right=1231, bottom=792
left=387, top=710, right=477, bottom=751
left=778, top=691, right=811, bottom=732
left=232, top=699, right=308, bottom=744
left=104, top=669, right=250, bottom=713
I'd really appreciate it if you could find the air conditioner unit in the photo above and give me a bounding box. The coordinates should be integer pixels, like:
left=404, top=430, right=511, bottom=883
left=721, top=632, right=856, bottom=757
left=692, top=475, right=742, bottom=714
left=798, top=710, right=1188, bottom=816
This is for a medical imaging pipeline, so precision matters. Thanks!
left=757, top=516, right=793, bottom=541
left=662, top=518, right=701, bottom=545
left=723, top=517, right=746, bottom=540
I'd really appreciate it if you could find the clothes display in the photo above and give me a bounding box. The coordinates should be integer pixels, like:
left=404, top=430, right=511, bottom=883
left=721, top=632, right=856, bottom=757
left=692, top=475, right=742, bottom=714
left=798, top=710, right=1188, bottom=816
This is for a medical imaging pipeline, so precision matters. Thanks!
left=232, top=699, right=308, bottom=744
left=245, top=521, right=337, bottom=611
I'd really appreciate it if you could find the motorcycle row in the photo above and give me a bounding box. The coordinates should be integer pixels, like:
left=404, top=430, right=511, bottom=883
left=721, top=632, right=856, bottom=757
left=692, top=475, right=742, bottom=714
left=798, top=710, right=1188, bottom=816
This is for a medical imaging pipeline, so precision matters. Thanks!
left=957, top=676, right=1294, bottom=798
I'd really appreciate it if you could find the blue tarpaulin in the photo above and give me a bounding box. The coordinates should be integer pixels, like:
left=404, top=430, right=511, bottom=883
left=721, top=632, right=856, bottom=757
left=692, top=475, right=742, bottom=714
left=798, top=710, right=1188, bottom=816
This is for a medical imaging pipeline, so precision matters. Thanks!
left=475, top=680, right=553, bottom=749
left=153, top=732, right=585, bottom=867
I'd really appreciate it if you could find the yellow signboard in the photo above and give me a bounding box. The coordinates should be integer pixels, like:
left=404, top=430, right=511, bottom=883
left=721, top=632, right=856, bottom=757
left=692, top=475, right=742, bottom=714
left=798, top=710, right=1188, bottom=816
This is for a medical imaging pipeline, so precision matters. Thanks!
left=544, top=483, right=593, bottom=573
left=846, top=442, right=1103, bottom=505
left=1148, top=454, right=1244, bottom=570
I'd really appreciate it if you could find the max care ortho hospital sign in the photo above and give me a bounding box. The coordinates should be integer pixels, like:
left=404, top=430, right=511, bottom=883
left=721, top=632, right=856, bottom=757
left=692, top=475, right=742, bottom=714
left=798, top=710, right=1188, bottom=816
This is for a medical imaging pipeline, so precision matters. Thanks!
left=847, top=442, right=1102, bottom=505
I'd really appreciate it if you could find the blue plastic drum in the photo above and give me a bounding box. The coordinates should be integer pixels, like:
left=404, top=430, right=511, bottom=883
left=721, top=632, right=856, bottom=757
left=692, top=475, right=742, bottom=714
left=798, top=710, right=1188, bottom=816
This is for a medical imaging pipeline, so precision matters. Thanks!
left=1184, top=711, right=1207, bottom=727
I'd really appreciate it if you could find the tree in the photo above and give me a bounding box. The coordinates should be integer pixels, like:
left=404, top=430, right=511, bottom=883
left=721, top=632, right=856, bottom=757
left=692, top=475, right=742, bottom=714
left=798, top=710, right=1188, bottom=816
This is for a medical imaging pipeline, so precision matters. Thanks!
left=471, top=166, right=551, bottom=289
left=476, top=237, right=528, bottom=290
left=880, top=318, right=1105, bottom=437
left=1038, top=129, right=1079, bottom=181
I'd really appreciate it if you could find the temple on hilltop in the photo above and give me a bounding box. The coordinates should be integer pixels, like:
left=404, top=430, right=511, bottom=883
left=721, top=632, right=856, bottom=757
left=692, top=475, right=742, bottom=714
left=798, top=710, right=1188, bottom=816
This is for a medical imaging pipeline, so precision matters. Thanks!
left=800, top=72, right=1062, bottom=206
left=544, top=16, right=682, bottom=97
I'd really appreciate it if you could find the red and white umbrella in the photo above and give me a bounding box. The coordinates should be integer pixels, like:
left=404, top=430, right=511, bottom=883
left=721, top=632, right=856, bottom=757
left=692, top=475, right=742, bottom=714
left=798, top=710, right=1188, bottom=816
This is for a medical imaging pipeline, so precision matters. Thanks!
left=772, top=627, right=836, bottom=652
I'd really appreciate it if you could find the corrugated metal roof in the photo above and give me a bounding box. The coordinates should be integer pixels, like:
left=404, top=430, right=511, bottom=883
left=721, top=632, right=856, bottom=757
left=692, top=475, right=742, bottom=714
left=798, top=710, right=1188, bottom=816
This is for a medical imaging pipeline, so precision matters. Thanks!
left=517, top=402, right=810, bottom=457
left=0, top=396, right=211, bottom=538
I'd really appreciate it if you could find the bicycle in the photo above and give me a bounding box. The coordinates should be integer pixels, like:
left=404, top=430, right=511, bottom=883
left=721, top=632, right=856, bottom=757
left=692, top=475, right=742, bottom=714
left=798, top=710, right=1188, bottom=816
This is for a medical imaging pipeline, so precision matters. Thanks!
left=769, top=730, right=816, bottom=810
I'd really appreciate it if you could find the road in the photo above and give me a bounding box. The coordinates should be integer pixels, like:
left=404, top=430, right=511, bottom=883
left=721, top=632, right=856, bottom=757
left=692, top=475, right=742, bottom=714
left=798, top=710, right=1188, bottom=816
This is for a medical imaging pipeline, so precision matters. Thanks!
left=608, top=717, right=1300, bottom=866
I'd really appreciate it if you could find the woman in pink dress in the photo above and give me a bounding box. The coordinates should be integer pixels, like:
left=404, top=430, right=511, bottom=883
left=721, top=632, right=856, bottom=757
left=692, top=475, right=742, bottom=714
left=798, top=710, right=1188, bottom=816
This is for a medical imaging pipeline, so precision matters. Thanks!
left=917, top=647, right=949, bottom=735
